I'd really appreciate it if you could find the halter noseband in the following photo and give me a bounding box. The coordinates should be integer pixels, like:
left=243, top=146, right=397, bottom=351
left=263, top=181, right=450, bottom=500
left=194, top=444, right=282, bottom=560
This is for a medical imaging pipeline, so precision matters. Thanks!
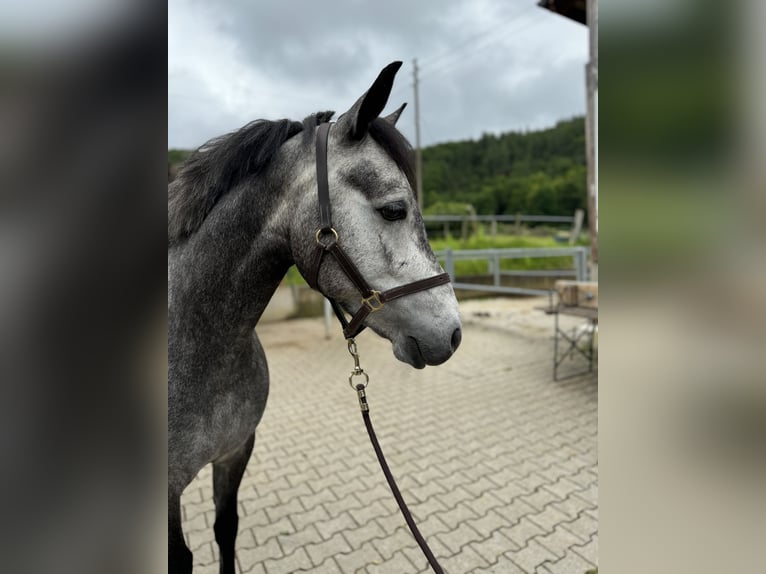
left=301, top=122, right=451, bottom=339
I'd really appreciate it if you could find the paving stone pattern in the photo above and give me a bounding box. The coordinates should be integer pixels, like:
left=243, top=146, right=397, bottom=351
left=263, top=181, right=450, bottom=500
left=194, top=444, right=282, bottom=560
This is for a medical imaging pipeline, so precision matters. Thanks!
left=181, top=297, right=598, bottom=573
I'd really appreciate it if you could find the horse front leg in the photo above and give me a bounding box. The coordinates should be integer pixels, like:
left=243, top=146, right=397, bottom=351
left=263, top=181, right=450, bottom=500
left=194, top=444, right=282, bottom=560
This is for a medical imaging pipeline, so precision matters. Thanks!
left=213, top=432, right=255, bottom=574
left=169, top=490, right=193, bottom=574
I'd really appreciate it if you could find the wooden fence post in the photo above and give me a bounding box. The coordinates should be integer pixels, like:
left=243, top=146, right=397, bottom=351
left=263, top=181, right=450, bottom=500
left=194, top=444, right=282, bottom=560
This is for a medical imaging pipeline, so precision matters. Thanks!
left=570, top=209, right=584, bottom=245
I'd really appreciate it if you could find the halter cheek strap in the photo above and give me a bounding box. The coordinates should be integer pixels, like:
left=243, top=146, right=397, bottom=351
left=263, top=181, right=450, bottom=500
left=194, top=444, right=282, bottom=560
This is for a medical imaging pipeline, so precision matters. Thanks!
left=299, top=122, right=451, bottom=339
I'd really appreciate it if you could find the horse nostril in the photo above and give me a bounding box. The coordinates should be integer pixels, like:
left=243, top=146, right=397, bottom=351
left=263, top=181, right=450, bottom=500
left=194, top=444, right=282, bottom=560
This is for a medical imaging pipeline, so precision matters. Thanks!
left=450, top=327, right=462, bottom=352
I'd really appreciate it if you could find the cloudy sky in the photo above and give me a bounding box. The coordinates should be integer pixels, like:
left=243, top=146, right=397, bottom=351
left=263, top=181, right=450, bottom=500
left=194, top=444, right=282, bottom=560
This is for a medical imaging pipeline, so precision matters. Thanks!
left=168, top=0, right=588, bottom=150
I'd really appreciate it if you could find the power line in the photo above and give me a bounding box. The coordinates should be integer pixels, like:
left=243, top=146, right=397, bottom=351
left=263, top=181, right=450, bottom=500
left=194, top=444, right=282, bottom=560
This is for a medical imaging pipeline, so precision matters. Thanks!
left=419, top=13, right=547, bottom=83
left=387, top=6, right=538, bottom=108
left=419, top=4, right=538, bottom=70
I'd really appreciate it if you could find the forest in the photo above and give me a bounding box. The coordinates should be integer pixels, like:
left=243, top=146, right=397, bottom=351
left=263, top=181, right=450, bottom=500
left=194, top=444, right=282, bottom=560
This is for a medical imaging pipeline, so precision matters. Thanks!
left=169, top=116, right=586, bottom=218
left=421, top=116, right=586, bottom=217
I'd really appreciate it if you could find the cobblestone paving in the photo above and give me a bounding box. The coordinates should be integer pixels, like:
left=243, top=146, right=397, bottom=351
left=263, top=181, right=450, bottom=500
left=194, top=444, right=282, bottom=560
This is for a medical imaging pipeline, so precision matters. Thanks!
left=181, top=297, right=598, bottom=573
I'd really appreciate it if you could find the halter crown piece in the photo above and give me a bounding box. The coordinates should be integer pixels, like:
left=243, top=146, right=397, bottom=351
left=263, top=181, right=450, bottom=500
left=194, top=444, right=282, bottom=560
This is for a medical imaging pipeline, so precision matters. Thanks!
left=301, top=122, right=451, bottom=339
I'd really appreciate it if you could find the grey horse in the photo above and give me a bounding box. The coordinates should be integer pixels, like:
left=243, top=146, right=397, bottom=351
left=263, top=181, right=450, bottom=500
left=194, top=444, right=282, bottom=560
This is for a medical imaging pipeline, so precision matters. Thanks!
left=168, top=62, right=462, bottom=573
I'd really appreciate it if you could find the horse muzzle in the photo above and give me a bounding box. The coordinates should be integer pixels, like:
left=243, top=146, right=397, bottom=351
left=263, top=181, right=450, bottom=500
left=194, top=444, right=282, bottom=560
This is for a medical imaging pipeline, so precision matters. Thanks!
left=393, top=325, right=462, bottom=369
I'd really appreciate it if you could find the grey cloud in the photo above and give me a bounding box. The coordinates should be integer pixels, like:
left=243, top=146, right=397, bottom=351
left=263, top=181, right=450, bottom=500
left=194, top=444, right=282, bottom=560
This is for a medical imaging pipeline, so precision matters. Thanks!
left=169, top=0, right=587, bottom=149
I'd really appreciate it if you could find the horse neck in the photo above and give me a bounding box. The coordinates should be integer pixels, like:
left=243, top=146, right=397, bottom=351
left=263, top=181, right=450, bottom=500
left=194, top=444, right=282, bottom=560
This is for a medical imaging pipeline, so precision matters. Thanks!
left=168, top=174, right=296, bottom=347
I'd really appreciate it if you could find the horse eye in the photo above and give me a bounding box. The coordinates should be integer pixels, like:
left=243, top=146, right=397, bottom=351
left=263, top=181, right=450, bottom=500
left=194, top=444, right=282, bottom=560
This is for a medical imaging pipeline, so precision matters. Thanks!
left=378, top=202, right=407, bottom=222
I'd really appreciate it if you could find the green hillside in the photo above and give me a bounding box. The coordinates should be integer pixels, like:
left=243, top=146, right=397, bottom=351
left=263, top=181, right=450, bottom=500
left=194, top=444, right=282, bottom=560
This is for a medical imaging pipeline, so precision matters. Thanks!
left=169, top=116, right=586, bottom=218
left=421, top=117, right=586, bottom=216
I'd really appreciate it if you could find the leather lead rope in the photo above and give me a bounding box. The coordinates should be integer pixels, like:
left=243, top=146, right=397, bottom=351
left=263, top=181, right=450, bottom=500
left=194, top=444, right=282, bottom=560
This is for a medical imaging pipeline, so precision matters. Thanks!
left=356, top=385, right=445, bottom=574
left=348, top=343, right=445, bottom=574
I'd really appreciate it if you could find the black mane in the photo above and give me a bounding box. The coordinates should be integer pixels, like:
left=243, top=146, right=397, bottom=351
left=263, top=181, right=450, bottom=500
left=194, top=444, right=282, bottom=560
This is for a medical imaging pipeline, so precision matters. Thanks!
left=169, top=117, right=305, bottom=244
left=168, top=111, right=415, bottom=245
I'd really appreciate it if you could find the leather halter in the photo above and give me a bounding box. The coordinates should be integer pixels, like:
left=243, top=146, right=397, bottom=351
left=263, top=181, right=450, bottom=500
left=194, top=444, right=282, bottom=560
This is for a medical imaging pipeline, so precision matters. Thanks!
left=301, top=122, right=451, bottom=339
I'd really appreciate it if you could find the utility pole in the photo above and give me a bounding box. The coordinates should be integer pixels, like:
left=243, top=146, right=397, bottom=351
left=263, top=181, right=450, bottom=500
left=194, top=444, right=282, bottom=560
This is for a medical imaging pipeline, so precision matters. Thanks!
left=413, top=58, right=424, bottom=212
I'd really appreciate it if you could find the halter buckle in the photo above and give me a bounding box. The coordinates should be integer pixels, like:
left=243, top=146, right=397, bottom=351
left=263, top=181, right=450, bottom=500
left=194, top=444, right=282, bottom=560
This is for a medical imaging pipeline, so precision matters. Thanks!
left=361, top=291, right=385, bottom=312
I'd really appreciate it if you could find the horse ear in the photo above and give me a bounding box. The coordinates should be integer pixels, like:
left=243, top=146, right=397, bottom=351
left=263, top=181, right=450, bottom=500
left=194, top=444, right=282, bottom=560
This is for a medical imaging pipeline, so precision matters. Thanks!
left=383, top=103, right=407, bottom=126
left=338, top=61, right=402, bottom=140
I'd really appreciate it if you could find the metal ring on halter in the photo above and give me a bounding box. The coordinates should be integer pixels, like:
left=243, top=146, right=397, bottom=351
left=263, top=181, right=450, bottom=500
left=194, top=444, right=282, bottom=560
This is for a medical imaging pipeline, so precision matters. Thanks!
left=315, top=227, right=338, bottom=246
left=348, top=370, right=369, bottom=389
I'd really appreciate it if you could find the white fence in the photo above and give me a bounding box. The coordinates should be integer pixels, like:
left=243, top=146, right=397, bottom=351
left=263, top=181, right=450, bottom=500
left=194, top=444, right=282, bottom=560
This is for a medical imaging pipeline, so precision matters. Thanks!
left=434, top=246, right=590, bottom=296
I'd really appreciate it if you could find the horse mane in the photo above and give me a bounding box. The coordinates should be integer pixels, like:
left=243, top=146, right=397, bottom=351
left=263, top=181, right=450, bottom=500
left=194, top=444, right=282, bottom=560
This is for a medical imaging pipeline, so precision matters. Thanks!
left=168, top=110, right=414, bottom=245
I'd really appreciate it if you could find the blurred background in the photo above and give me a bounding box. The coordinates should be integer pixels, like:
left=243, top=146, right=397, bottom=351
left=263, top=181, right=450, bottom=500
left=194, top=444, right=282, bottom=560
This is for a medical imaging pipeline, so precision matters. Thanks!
left=1, top=0, right=764, bottom=572
left=600, top=1, right=766, bottom=572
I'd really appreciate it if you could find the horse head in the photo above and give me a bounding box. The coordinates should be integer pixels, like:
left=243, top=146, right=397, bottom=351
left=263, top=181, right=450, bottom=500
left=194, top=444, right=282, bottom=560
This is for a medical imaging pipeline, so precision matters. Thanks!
left=291, top=62, right=462, bottom=369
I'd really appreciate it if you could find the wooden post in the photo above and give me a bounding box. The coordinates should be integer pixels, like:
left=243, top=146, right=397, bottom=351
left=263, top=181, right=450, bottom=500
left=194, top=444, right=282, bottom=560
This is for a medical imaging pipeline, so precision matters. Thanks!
left=444, top=248, right=455, bottom=279
left=323, top=299, right=333, bottom=339
left=570, top=209, right=584, bottom=245
left=585, top=0, right=598, bottom=267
